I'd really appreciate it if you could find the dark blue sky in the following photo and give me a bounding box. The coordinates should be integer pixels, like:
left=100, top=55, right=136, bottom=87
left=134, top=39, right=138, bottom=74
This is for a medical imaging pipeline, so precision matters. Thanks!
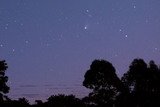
left=0, top=0, right=160, bottom=102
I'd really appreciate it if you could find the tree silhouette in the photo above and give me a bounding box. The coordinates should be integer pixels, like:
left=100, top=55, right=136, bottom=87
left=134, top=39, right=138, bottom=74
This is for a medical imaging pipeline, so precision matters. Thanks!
left=0, top=60, right=10, bottom=102
left=1, top=58, right=160, bottom=107
left=83, top=59, right=126, bottom=107
left=33, top=100, right=44, bottom=107
left=46, top=94, right=84, bottom=107
left=18, top=98, right=30, bottom=106
left=5, top=97, right=30, bottom=107
left=121, top=59, right=160, bottom=107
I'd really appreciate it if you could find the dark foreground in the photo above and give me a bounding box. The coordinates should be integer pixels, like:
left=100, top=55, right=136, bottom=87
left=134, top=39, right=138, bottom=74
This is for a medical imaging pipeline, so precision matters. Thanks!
left=1, top=58, right=160, bottom=107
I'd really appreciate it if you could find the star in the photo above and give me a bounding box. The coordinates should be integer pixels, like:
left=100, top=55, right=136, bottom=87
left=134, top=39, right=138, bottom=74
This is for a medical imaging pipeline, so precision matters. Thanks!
left=114, top=54, right=118, bottom=57
left=76, top=34, right=80, bottom=38
left=145, top=19, right=149, bottom=23
left=1, top=0, right=159, bottom=103
left=153, top=47, right=159, bottom=53
left=84, top=25, right=88, bottom=30
left=133, top=5, right=136, bottom=9
left=86, top=9, right=89, bottom=13
left=119, top=29, right=122, bottom=32
left=5, top=26, right=8, bottom=30
left=0, top=44, right=3, bottom=47
left=154, top=47, right=158, bottom=51
left=12, top=49, right=15, bottom=52
left=25, top=40, right=29, bottom=44
left=84, top=26, right=87, bottom=30
left=96, top=22, right=100, bottom=25
left=46, top=43, right=50, bottom=47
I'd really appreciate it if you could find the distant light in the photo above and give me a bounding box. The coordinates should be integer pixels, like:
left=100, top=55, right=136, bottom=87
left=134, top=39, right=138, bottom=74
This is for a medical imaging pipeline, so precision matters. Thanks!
left=125, top=35, right=128, bottom=38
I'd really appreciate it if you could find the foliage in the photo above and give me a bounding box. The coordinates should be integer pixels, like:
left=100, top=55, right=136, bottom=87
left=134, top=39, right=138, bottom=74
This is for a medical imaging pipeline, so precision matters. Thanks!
left=1, top=58, right=160, bottom=107
left=121, top=59, right=160, bottom=106
left=47, top=94, right=85, bottom=107
left=83, top=60, right=126, bottom=106
left=0, top=60, right=10, bottom=102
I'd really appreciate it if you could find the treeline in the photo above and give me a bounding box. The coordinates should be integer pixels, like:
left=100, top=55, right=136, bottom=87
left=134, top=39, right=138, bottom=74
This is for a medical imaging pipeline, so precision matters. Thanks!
left=1, top=58, right=160, bottom=107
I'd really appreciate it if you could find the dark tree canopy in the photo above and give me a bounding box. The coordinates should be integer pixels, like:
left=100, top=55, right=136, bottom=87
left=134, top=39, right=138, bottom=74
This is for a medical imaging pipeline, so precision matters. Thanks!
left=121, top=59, right=160, bottom=107
left=47, top=94, right=84, bottom=107
left=1, top=58, right=160, bottom=107
left=83, top=59, right=160, bottom=107
left=83, top=59, right=122, bottom=91
left=122, top=59, right=160, bottom=94
left=0, top=60, right=10, bottom=101
left=83, top=59, right=126, bottom=106
left=122, top=59, right=148, bottom=93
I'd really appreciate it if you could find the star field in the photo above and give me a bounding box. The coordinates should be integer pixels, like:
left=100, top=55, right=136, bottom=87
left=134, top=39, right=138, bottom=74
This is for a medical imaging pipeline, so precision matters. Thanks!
left=0, top=0, right=160, bottom=102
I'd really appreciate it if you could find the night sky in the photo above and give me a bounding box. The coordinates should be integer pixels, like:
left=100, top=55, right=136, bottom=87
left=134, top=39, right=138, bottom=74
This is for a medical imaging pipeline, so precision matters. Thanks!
left=0, top=0, right=160, bottom=103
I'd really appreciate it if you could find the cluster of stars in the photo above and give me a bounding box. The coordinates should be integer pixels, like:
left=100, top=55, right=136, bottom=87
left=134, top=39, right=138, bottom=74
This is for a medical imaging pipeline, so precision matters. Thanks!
left=0, top=0, right=160, bottom=103
left=2, top=19, right=24, bottom=31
